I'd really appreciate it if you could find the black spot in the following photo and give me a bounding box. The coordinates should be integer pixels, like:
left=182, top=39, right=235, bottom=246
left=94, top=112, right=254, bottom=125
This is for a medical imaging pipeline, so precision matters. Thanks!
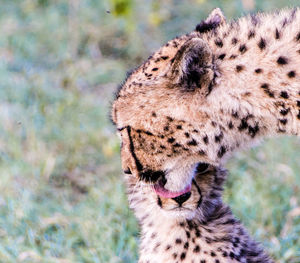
left=258, top=37, right=266, bottom=50
left=175, top=238, right=182, bottom=244
left=277, top=56, right=288, bottom=65
left=198, top=150, right=206, bottom=156
left=287, top=71, right=296, bottom=78
left=184, top=242, right=189, bottom=249
left=217, top=146, right=226, bottom=158
left=173, top=253, right=177, bottom=259
left=255, top=68, right=262, bottom=73
left=176, top=125, right=182, bottom=130
left=195, top=229, right=201, bottom=237
left=185, top=231, right=191, bottom=238
left=165, top=245, right=171, bottom=251
left=223, top=251, right=228, bottom=257
left=211, top=251, right=216, bottom=257
left=144, top=130, right=153, bottom=136
left=184, top=132, right=190, bottom=138
left=152, top=112, right=157, bottom=117
left=229, top=54, right=237, bottom=59
left=275, top=28, right=281, bottom=39
left=236, top=65, right=244, bottom=72
left=152, top=67, right=158, bottom=71
left=238, top=118, right=248, bottom=130
left=228, top=121, right=234, bottom=129
left=164, top=126, right=169, bottom=131
left=280, top=108, right=290, bottom=116
left=232, top=111, right=239, bottom=118
left=215, top=132, right=223, bottom=142
left=297, top=110, right=300, bottom=119
left=167, top=137, right=175, bottom=143
left=260, top=83, right=274, bottom=98
left=215, top=39, right=223, bottom=48
left=248, top=124, right=259, bottom=138
left=180, top=252, right=186, bottom=260
left=187, top=139, right=198, bottom=146
left=166, top=116, right=174, bottom=122
left=248, top=30, right=255, bottom=39
left=231, top=38, right=238, bottom=45
left=279, top=119, right=288, bottom=125
left=280, top=91, right=289, bottom=99
left=239, top=44, right=247, bottom=54
left=218, top=53, right=226, bottom=60
left=203, top=135, right=209, bottom=144
left=193, top=245, right=200, bottom=253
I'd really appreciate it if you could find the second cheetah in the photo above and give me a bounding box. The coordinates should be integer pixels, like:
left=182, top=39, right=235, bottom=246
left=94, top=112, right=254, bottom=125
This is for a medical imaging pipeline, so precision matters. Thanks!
left=126, top=163, right=273, bottom=263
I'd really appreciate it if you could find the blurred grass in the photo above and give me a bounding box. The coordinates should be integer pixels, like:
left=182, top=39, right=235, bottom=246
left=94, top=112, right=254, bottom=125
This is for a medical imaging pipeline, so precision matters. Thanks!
left=0, top=0, right=299, bottom=262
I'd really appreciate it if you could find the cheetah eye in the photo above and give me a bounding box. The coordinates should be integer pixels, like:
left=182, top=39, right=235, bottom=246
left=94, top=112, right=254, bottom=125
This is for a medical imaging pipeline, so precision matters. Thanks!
left=124, top=168, right=132, bottom=174
left=195, top=162, right=209, bottom=174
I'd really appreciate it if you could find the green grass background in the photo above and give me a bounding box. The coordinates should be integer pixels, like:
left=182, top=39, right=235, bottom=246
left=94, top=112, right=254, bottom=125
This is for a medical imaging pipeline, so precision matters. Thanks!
left=0, top=0, right=299, bottom=262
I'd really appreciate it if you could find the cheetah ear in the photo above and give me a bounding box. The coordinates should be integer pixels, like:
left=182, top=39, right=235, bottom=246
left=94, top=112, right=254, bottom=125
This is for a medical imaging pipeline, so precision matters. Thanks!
left=172, top=38, right=214, bottom=94
left=195, top=8, right=226, bottom=33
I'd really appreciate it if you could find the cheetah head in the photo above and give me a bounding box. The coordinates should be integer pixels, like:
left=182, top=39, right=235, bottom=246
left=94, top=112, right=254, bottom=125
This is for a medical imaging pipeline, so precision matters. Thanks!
left=113, top=9, right=230, bottom=195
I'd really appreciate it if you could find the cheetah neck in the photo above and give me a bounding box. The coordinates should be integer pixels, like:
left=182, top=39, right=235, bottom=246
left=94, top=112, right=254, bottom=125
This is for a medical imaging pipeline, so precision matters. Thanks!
left=126, top=179, right=273, bottom=262
left=197, top=10, right=300, bottom=162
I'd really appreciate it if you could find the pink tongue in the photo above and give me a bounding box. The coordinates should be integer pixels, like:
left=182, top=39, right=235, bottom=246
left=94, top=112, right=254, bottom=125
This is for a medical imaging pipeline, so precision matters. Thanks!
left=153, top=182, right=191, bottom=198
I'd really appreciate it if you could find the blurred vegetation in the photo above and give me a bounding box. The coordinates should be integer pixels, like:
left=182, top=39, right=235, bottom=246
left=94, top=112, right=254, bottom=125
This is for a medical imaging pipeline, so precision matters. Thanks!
left=0, top=0, right=299, bottom=262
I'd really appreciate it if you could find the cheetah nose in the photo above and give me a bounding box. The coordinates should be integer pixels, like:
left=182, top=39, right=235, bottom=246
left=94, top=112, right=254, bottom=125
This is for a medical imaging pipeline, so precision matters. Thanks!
left=172, top=191, right=191, bottom=205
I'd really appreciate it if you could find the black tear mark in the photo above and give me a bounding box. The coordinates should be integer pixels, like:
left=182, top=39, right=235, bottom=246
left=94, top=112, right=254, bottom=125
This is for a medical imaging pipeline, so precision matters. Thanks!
left=127, top=126, right=143, bottom=171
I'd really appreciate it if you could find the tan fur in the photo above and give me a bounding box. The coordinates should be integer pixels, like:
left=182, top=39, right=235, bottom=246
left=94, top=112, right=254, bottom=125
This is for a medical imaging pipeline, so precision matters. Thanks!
left=113, top=8, right=300, bottom=192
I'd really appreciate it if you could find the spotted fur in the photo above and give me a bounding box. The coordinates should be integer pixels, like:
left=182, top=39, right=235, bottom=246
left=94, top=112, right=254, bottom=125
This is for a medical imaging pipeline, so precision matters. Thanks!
left=112, top=8, right=300, bottom=192
left=126, top=165, right=273, bottom=263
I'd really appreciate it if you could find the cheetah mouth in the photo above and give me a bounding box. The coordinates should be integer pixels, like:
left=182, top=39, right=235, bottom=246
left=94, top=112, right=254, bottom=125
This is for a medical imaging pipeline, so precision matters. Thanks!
left=153, top=179, right=192, bottom=198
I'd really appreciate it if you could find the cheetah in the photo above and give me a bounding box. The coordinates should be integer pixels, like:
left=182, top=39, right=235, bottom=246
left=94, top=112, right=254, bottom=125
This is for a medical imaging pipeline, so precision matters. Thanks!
left=112, top=8, right=300, bottom=196
left=126, top=163, right=273, bottom=262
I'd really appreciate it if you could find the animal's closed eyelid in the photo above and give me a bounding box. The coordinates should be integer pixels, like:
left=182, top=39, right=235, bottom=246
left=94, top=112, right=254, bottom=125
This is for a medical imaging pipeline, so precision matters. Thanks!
left=124, top=168, right=132, bottom=174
